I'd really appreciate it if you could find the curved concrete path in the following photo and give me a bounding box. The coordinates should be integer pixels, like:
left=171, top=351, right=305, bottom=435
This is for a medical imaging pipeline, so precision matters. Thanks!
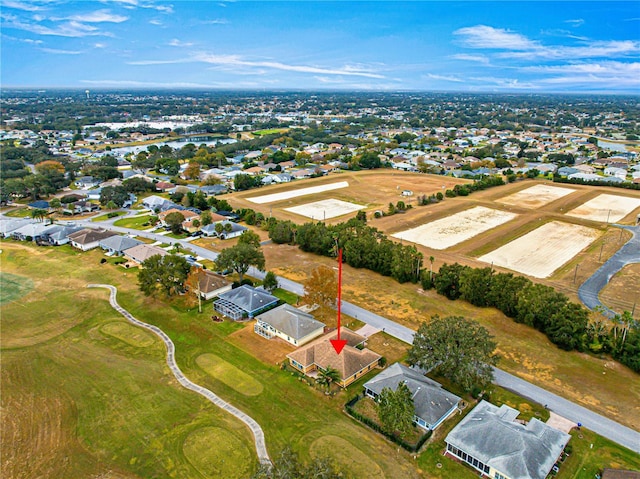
left=578, top=225, right=640, bottom=318
left=87, top=284, right=271, bottom=465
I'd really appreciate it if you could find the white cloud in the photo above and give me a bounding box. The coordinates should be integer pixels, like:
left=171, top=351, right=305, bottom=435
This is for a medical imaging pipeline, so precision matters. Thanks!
left=129, top=52, right=386, bottom=79
left=65, top=10, right=128, bottom=23
left=80, top=79, right=240, bottom=88
left=2, top=34, right=43, bottom=44
left=450, top=53, right=489, bottom=64
left=94, top=42, right=107, bottom=48
left=202, top=18, right=228, bottom=25
left=149, top=19, right=162, bottom=25
left=499, top=40, right=640, bottom=60
left=168, top=38, right=194, bottom=47
left=39, top=47, right=83, bottom=54
left=469, top=76, right=539, bottom=89
left=426, top=73, right=464, bottom=83
left=523, top=61, right=640, bottom=75
left=454, top=25, right=538, bottom=50
left=2, top=16, right=106, bottom=37
left=564, top=19, right=585, bottom=27
left=2, top=0, right=46, bottom=12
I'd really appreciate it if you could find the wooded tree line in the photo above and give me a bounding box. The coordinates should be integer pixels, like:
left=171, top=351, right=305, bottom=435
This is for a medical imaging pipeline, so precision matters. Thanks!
left=266, top=215, right=423, bottom=285
left=427, top=262, right=640, bottom=372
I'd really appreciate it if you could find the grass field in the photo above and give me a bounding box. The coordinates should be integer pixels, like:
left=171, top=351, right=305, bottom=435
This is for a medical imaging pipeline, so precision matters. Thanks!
left=113, top=214, right=155, bottom=230
left=252, top=128, right=290, bottom=136
left=91, top=211, right=127, bottom=222
left=0, top=241, right=423, bottom=478
left=0, top=271, right=34, bottom=305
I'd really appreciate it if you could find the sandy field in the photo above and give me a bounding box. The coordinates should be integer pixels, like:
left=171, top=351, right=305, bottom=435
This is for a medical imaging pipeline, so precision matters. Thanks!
left=565, top=193, right=640, bottom=223
left=247, top=181, right=349, bottom=204
left=391, top=206, right=518, bottom=250
left=498, top=184, right=577, bottom=209
left=284, top=198, right=365, bottom=220
left=478, top=221, right=600, bottom=278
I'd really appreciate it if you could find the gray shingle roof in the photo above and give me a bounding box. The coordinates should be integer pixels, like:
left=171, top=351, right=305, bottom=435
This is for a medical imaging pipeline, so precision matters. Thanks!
left=217, top=285, right=278, bottom=314
left=255, top=304, right=325, bottom=341
left=445, top=400, right=570, bottom=479
left=364, top=363, right=461, bottom=427
left=99, top=235, right=143, bottom=253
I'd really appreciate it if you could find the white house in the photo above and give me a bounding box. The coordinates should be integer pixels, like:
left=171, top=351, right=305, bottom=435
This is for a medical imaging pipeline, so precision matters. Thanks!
left=254, top=304, right=325, bottom=346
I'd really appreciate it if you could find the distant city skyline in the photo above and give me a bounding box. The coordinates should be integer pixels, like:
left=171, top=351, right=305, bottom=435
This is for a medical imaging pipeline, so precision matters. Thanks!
left=1, top=1, right=639, bottom=93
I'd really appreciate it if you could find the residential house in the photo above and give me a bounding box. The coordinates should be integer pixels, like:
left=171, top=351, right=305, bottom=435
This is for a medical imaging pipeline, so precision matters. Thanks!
left=68, top=228, right=117, bottom=251
left=444, top=400, right=570, bottom=479
left=155, top=181, right=175, bottom=192
left=75, top=176, right=100, bottom=188
left=191, top=270, right=232, bottom=300
left=11, top=222, right=58, bottom=241
left=254, top=304, right=325, bottom=346
left=122, top=244, right=168, bottom=264
left=0, top=218, right=32, bottom=238
left=99, top=235, right=143, bottom=256
left=158, top=208, right=200, bottom=232
left=363, top=363, right=461, bottom=431
left=286, top=327, right=382, bottom=388
left=199, top=184, right=228, bottom=196
left=43, top=225, right=84, bottom=246
left=201, top=220, right=247, bottom=240
left=604, top=166, right=628, bottom=180
left=214, top=285, right=279, bottom=320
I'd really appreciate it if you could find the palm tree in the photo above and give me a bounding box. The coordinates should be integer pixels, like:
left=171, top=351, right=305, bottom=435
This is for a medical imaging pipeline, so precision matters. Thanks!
left=316, top=366, right=341, bottom=393
left=429, top=256, right=435, bottom=281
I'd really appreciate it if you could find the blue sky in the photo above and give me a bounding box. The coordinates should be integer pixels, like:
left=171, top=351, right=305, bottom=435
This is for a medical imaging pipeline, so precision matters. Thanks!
left=1, top=1, right=639, bottom=93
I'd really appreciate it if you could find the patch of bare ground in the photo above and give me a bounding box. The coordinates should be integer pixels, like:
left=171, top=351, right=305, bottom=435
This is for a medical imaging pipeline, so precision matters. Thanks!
left=599, top=263, right=640, bottom=318
left=227, top=322, right=295, bottom=365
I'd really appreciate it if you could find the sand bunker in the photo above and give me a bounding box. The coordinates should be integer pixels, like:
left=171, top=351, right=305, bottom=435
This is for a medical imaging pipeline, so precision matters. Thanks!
left=499, top=184, right=576, bottom=209
left=478, top=221, right=600, bottom=278
left=285, top=198, right=365, bottom=219
left=391, top=206, right=518, bottom=250
left=247, top=181, right=349, bottom=204
left=565, top=194, right=640, bottom=223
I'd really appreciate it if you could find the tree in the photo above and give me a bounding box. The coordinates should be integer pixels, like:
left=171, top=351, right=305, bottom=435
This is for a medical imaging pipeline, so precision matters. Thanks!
left=99, top=185, right=129, bottom=208
left=408, top=315, right=498, bottom=391
left=303, top=265, right=337, bottom=310
left=185, top=266, right=205, bottom=313
left=30, top=208, right=47, bottom=222
left=433, top=263, right=468, bottom=300
left=123, top=177, right=154, bottom=193
left=262, top=271, right=278, bottom=292
left=251, top=446, right=345, bottom=479
left=164, top=211, right=185, bottom=234
left=215, top=242, right=265, bottom=283
left=377, top=382, right=415, bottom=435
left=316, top=366, right=340, bottom=393
left=238, top=229, right=261, bottom=248
left=268, top=219, right=296, bottom=244
left=138, top=254, right=191, bottom=297
left=200, top=210, right=212, bottom=226
left=183, top=161, right=201, bottom=180
left=49, top=197, right=62, bottom=213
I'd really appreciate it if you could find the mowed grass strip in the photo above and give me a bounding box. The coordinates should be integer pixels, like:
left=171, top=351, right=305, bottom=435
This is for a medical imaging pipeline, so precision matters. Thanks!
left=101, top=321, right=156, bottom=348
left=310, top=435, right=385, bottom=478
left=0, top=271, right=33, bottom=305
left=196, top=353, right=264, bottom=396
left=182, top=426, right=252, bottom=479
left=113, top=214, right=155, bottom=229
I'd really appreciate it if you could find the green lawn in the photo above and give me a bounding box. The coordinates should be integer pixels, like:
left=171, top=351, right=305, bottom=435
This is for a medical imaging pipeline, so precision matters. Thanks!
left=0, top=242, right=423, bottom=479
left=3, top=207, right=31, bottom=218
left=91, top=211, right=126, bottom=222
left=252, top=128, right=290, bottom=136
left=0, top=271, right=34, bottom=305
left=113, top=214, right=156, bottom=229
left=271, top=287, right=299, bottom=305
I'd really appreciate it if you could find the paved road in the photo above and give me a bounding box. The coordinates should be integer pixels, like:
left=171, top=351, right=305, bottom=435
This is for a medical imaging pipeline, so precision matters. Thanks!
left=50, top=218, right=640, bottom=453
left=578, top=224, right=640, bottom=318
left=87, top=284, right=271, bottom=465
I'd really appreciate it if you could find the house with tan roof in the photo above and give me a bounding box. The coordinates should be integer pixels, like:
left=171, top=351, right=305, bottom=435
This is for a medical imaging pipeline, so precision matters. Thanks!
left=158, top=208, right=200, bottom=232
left=286, top=327, right=381, bottom=388
left=192, top=270, right=232, bottom=300
left=123, top=244, right=168, bottom=264
left=68, top=228, right=117, bottom=251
